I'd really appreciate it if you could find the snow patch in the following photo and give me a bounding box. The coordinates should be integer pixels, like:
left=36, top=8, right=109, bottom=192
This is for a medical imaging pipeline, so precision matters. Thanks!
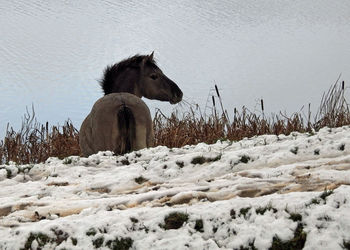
left=1, top=126, right=350, bottom=249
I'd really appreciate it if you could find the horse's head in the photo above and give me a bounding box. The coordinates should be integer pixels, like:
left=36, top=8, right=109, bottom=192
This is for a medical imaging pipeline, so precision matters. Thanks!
left=100, top=53, right=183, bottom=104
left=139, top=52, right=183, bottom=104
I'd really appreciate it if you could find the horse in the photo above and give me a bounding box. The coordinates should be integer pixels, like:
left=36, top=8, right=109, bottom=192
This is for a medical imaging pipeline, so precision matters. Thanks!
left=79, top=53, right=183, bottom=157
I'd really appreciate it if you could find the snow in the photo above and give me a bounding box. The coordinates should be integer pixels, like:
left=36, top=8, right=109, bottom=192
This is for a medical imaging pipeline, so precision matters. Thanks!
left=1, top=126, right=350, bottom=249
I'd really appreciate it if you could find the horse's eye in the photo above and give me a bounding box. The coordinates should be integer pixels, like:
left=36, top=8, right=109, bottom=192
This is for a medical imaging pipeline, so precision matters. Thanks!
left=150, top=74, right=158, bottom=80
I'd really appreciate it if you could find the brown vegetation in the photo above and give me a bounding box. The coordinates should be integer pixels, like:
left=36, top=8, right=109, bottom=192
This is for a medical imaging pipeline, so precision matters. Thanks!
left=1, top=79, right=349, bottom=165
left=0, top=106, right=80, bottom=164
left=154, top=78, right=348, bottom=147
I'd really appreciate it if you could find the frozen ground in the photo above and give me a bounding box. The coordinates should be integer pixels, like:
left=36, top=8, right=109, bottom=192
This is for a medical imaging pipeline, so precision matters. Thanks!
left=1, top=126, right=350, bottom=249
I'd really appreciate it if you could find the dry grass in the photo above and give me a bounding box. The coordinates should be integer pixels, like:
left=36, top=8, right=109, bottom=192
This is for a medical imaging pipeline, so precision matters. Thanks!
left=155, top=78, right=348, bottom=146
left=1, top=79, right=349, bottom=165
left=153, top=105, right=310, bottom=148
left=0, top=106, right=80, bottom=164
left=314, top=76, right=350, bottom=129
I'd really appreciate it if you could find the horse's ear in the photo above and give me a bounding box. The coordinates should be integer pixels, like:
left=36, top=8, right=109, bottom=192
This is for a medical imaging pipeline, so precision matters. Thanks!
left=140, top=52, right=154, bottom=72
left=149, top=51, right=154, bottom=61
left=140, top=56, right=148, bottom=72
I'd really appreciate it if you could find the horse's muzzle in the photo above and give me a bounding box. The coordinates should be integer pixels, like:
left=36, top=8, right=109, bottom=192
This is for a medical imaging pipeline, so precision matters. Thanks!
left=170, top=92, right=183, bottom=104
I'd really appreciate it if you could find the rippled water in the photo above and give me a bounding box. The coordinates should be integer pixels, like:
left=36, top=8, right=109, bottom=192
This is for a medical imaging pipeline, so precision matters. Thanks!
left=1, top=0, right=350, bottom=136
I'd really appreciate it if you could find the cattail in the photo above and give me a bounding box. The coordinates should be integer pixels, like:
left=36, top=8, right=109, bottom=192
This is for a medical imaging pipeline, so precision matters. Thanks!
left=215, top=84, right=220, bottom=98
left=261, top=99, right=264, bottom=112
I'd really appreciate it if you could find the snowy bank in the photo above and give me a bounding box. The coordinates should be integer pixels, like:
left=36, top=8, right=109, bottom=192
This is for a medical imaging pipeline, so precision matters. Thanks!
left=1, top=126, right=350, bottom=249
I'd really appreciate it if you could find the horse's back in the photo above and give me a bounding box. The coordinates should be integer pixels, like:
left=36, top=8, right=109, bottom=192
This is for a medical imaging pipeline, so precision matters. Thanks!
left=79, top=93, right=154, bottom=157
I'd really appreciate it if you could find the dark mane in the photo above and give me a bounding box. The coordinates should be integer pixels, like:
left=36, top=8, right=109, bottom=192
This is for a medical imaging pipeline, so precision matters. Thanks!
left=99, top=54, right=157, bottom=95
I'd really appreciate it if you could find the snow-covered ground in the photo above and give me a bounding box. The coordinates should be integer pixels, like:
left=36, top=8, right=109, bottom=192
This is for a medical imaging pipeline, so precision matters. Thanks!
left=1, top=126, right=350, bottom=249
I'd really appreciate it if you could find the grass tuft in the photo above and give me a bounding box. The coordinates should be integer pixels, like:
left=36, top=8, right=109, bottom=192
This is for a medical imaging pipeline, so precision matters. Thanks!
left=105, top=237, right=133, bottom=250
left=320, top=189, right=334, bottom=201
left=86, top=228, right=97, bottom=236
left=239, top=207, right=251, bottom=219
left=236, top=240, right=258, bottom=250
left=230, top=209, right=236, bottom=219
left=92, top=237, right=104, bottom=248
left=290, top=147, right=299, bottom=155
left=255, top=204, right=277, bottom=215
left=239, top=155, right=251, bottom=164
left=134, top=176, right=148, bottom=184
left=176, top=161, right=184, bottom=168
left=22, top=232, right=51, bottom=250
left=71, top=237, right=78, bottom=246
left=269, top=223, right=306, bottom=250
left=289, top=213, right=303, bottom=222
left=191, top=154, right=221, bottom=165
left=194, top=219, right=204, bottom=232
left=161, top=212, right=189, bottom=230
left=342, top=240, right=350, bottom=250
left=21, top=229, right=70, bottom=250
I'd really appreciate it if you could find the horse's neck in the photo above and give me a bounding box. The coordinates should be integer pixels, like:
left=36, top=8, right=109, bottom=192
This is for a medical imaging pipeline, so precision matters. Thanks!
left=131, top=86, right=142, bottom=98
left=114, top=72, right=143, bottom=98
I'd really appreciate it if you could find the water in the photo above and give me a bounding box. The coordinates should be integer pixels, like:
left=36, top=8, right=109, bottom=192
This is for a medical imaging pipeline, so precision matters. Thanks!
left=1, top=0, right=350, bottom=137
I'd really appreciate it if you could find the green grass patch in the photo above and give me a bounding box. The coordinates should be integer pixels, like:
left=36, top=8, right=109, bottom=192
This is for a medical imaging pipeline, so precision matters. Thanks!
left=307, top=189, right=334, bottom=207
left=338, top=143, right=345, bottom=151
left=63, top=157, right=72, bottom=164
left=255, top=204, right=277, bottom=215
left=130, top=217, right=139, bottom=223
left=341, top=240, right=350, bottom=250
left=22, top=232, right=51, bottom=250
left=21, top=229, right=69, bottom=250
left=71, top=237, right=78, bottom=246
left=230, top=209, right=236, bottom=219
left=105, top=237, right=133, bottom=250
left=290, top=147, right=299, bottom=155
left=239, top=207, right=251, bottom=219
left=86, top=228, right=97, bottom=236
left=93, top=236, right=104, bottom=248
left=320, top=189, right=333, bottom=201
left=269, top=223, right=306, bottom=250
left=235, top=240, right=258, bottom=250
left=289, top=213, right=302, bottom=222
left=161, top=212, right=189, bottom=230
left=191, top=154, right=221, bottom=165
left=176, top=161, right=185, bottom=168
left=134, top=176, right=148, bottom=184
left=239, top=155, right=250, bottom=164
left=194, top=219, right=204, bottom=232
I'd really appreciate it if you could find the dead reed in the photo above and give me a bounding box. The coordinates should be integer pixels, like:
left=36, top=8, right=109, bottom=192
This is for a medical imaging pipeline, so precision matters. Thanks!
left=0, top=106, right=80, bottom=165
left=153, top=102, right=310, bottom=147
left=154, top=78, right=348, bottom=146
left=314, top=76, right=350, bottom=129
left=1, top=79, right=349, bottom=165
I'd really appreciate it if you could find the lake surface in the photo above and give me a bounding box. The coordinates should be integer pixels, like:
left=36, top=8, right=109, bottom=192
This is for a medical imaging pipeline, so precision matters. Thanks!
left=1, top=0, right=350, bottom=136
